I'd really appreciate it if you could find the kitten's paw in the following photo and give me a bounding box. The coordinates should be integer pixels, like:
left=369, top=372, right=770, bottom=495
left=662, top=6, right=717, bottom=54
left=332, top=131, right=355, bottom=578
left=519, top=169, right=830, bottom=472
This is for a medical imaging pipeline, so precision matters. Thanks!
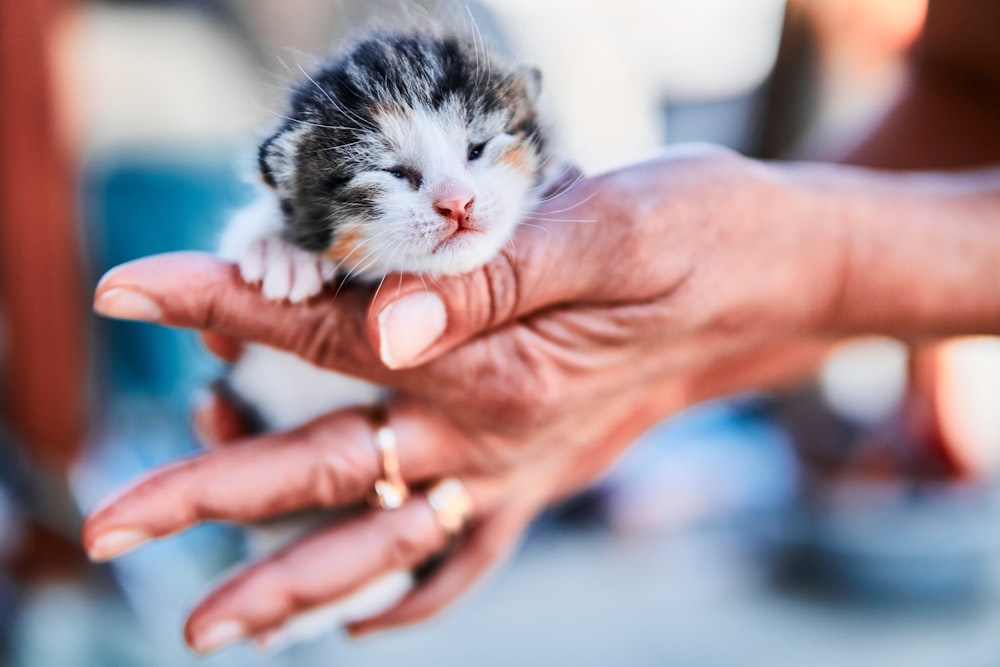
left=240, top=235, right=331, bottom=303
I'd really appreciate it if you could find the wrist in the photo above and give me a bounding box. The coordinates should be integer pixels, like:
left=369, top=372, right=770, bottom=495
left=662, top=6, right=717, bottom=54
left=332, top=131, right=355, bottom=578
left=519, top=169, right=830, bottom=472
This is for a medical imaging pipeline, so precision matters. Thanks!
left=622, top=149, right=846, bottom=339
left=776, top=162, right=1000, bottom=336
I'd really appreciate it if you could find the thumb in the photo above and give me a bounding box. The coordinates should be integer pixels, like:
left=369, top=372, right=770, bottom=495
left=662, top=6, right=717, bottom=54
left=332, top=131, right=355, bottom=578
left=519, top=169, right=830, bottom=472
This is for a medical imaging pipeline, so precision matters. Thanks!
left=368, top=175, right=611, bottom=369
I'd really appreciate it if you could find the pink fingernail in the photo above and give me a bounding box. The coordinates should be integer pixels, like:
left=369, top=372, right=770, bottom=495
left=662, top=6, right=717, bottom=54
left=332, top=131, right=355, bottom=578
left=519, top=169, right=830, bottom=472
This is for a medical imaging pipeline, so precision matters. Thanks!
left=377, top=292, right=446, bottom=369
left=192, top=620, right=246, bottom=654
left=88, top=528, right=150, bottom=561
left=94, top=288, right=163, bottom=322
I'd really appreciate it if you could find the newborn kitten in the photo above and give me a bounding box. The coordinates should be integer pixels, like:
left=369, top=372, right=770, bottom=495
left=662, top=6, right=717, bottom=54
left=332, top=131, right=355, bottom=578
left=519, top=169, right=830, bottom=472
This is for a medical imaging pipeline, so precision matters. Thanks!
left=217, top=29, right=551, bottom=647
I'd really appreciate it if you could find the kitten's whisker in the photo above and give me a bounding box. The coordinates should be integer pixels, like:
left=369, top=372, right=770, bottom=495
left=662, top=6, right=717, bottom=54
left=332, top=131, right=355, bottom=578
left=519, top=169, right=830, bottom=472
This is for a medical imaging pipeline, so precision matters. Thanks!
left=535, top=188, right=599, bottom=212
left=347, top=255, right=382, bottom=286
left=466, top=6, right=490, bottom=91
left=266, top=110, right=357, bottom=132
left=534, top=176, right=588, bottom=205
left=275, top=54, right=294, bottom=74
left=506, top=237, right=518, bottom=259
left=465, top=7, right=482, bottom=88
left=327, top=232, right=396, bottom=282
left=296, top=64, right=375, bottom=131
left=523, top=216, right=598, bottom=224
left=328, top=235, right=377, bottom=277
left=371, top=265, right=392, bottom=306
left=298, top=64, right=339, bottom=109
left=301, top=140, right=368, bottom=155
left=340, top=245, right=383, bottom=284
left=516, top=221, right=552, bottom=238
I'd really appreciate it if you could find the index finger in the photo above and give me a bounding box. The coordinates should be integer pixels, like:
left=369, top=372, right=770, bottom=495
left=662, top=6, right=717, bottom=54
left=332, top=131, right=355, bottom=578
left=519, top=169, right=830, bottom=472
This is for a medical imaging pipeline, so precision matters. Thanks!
left=93, top=252, right=388, bottom=382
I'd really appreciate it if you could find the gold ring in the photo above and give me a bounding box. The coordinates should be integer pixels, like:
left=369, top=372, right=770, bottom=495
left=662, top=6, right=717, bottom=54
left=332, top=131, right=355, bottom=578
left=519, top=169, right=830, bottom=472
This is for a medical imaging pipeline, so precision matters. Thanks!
left=367, top=407, right=409, bottom=510
left=426, top=478, right=474, bottom=535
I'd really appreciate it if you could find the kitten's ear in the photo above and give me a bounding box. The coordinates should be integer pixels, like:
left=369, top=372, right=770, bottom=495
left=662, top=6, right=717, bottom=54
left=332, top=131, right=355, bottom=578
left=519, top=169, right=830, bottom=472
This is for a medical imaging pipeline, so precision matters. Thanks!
left=520, top=66, right=542, bottom=104
left=257, top=132, right=282, bottom=188
left=257, top=124, right=307, bottom=190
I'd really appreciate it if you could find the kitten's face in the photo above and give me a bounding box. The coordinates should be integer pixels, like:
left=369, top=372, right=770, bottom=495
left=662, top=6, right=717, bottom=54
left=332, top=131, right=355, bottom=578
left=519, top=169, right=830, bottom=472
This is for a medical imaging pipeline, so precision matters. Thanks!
left=261, top=34, right=547, bottom=279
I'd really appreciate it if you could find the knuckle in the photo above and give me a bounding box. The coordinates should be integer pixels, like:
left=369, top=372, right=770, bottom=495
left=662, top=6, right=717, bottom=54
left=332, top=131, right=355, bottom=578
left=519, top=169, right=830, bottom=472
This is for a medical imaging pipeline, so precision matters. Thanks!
left=262, top=560, right=308, bottom=615
left=304, top=423, right=374, bottom=507
left=478, top=250, right=521, bottom=328
left=293, top=311, right=343, bottom=368
left=309, top=447, right=348, bottom=508
left=198, top=277, right=230, bottom=331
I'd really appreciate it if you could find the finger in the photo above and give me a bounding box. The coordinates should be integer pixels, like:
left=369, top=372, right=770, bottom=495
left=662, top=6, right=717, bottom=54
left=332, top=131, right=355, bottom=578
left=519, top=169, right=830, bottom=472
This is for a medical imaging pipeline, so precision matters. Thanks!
left=82, top=400, right=462, bottom=561
left=201, top=331, right=244, bottom=363
left=92, top=252, right=387, bottom=382
left=346, top=502, right=533, bottom=637
left=367, top=173, right=635, bottom=370
left=191, top=388, right=252, bottom=448
left=183, top=478, right=499, bottom=654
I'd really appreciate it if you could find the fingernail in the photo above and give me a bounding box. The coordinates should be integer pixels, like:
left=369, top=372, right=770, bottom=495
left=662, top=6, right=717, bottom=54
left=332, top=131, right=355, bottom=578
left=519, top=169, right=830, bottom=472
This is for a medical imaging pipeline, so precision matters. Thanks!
left=192, top=620, right=246, bottom=654
left=377, top=291, right=446, bottom=369
left=88, top=528, right=150, bottom=561
left=94, top=287, right=163, bottom=322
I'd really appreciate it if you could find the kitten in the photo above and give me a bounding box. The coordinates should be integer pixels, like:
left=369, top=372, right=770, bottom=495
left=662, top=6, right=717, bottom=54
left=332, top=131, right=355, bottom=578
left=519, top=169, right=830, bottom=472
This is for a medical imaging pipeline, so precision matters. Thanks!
left=216, top=29, right=553, bottom=647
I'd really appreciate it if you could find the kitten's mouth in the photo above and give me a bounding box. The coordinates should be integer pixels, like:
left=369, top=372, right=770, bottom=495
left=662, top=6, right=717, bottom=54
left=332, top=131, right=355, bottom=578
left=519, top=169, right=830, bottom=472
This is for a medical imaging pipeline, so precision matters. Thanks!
left=432, top=227, right=481, bottom=254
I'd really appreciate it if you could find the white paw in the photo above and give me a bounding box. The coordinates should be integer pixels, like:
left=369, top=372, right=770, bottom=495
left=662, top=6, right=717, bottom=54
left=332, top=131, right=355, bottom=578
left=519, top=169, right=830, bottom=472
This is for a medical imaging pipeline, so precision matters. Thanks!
left=241, top=234, right=336, bottom=303
left=218, top=196, right=338, bottom=303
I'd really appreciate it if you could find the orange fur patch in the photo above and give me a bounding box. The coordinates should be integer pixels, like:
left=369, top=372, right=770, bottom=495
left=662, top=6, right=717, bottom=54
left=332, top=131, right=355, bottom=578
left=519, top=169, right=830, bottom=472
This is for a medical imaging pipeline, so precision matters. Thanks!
left=499, top=144, right=529, bottom=171
left=323, top=228, right=363, bottom=268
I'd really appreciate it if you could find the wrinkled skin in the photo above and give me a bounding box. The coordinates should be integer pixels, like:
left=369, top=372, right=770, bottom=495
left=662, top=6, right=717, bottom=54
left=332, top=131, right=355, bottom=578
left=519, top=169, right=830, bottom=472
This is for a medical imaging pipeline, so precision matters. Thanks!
left=82, top=147, right=833, bottom=650
left=83, top=142, right=1000, bottom=652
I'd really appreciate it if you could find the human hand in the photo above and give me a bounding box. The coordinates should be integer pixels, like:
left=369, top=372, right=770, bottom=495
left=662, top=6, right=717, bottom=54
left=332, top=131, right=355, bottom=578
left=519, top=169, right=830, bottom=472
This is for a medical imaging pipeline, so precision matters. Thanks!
left=83, top=145, right=840, bottom=651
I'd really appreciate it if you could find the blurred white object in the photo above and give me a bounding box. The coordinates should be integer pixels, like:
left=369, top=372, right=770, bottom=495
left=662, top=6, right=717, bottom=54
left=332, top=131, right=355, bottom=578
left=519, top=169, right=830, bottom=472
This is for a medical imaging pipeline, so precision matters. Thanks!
left=481, top=0, right=787, bottom=170
left=73, top=6, right=262, bottom=152
left=819, top=337, right=908, bottom=425
left=937, top=337, right=1000, bottom=475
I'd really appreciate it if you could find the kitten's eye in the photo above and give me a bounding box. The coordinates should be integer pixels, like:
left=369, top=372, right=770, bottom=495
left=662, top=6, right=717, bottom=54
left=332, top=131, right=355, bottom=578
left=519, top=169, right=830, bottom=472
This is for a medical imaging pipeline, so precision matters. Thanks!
left=383, top=166, right=422, bottom=189
left=323, top=173, right=350, bottom=191
left=467, top=142, right=487, bottom=161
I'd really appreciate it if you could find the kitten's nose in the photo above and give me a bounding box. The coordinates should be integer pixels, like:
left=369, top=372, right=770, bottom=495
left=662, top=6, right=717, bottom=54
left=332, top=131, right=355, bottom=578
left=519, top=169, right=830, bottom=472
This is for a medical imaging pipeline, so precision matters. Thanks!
left=434, top=193, right=474, bottom=228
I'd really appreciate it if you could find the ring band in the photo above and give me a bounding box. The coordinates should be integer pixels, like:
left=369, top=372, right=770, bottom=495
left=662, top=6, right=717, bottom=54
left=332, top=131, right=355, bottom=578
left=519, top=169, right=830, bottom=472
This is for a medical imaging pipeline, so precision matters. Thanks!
left=426, top=478, right=474, bottom=535
left=367, top=407, right=409, bottom=510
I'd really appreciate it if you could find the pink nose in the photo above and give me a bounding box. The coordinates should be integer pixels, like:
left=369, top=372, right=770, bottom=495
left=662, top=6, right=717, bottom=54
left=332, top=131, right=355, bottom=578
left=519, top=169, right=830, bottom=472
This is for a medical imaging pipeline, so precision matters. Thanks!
left=434, top=195, right=474, bottom=227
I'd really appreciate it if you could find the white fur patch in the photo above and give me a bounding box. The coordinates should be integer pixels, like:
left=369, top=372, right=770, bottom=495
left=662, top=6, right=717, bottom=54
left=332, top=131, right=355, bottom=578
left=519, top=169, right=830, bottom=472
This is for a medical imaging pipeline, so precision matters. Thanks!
left=228, top=345, right=383, bottom=432
left=342, top=102, right=539, bottom=278
left=219, top=194, right=337, bottom=303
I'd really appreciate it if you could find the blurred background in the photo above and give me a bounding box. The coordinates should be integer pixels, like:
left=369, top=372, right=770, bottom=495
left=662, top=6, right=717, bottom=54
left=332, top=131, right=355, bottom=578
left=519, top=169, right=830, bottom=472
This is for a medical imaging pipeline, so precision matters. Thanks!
left=3, top=0, right=1000, bottom=665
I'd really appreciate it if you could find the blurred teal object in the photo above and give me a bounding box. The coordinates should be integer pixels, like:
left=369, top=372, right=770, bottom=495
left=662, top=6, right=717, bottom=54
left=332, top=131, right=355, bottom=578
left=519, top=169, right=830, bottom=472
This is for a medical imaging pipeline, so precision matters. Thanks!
left=84, top=152, right=252, bottom=409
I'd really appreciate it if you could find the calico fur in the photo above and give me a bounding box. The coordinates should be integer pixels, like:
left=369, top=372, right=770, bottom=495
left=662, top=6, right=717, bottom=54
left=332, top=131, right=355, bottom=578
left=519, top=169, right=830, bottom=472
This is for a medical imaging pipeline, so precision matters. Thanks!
left=252, top=31, right=547, bottom=274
